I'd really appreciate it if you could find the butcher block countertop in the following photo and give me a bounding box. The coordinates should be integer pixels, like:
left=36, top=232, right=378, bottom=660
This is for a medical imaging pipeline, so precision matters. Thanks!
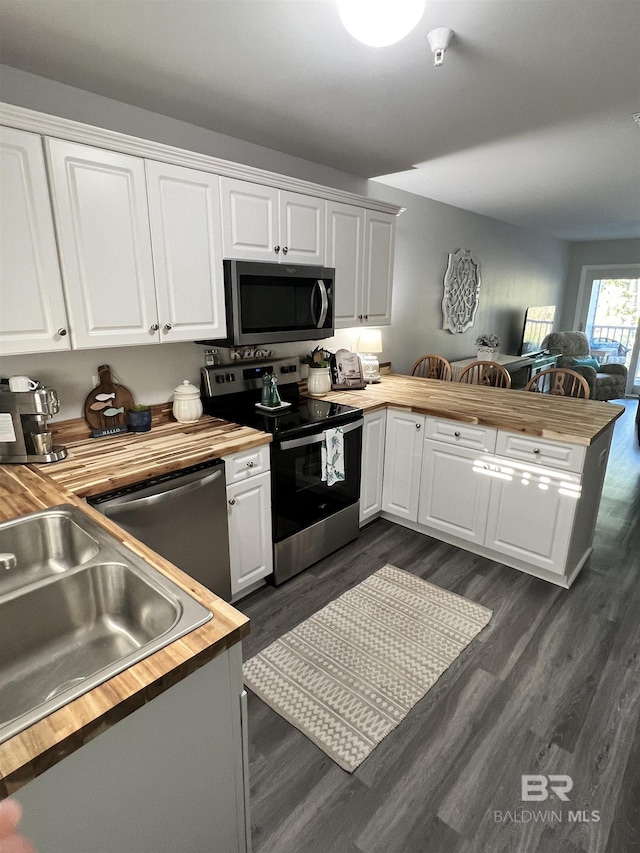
left=0, top=377, right=623, bottom=794
left=320, top=374, right=624, bottom=445
left=0, top=412, right=270, bottom=795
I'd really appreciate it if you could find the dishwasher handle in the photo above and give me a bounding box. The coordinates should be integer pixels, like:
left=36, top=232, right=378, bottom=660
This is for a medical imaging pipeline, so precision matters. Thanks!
left=104, top=468, right=224, bottom=517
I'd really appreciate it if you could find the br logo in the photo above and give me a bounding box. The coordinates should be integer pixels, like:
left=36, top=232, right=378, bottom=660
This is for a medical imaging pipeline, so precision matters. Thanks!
left=521, top=775, right=573, bottom=802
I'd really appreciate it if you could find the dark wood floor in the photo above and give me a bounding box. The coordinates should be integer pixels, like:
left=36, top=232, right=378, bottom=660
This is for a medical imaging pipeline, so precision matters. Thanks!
left=240, top=399, right=640, bottom=853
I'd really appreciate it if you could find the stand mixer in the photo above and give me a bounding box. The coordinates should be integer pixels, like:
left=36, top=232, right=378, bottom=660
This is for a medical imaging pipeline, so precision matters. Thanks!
left=0, top=384, right=68, bottom=463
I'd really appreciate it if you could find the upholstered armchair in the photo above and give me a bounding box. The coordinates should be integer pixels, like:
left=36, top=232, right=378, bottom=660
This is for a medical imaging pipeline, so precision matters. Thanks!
left=541, top=331, right=627, bottom=401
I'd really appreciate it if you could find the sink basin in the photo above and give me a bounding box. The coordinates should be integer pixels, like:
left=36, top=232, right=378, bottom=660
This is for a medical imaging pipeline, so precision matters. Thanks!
left=0, top=505, right=212, bottom=744
left=0, top=509, right=101, bottom=595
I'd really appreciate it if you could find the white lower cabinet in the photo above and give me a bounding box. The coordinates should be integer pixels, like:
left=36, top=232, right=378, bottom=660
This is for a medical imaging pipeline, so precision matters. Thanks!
left=483, top=458, right=580, bottom=574
left=417, top=440, right=492, bottom=546
left=225, top=447, right=273, bottom=599
left=360, top=409, right=386, bottom=524
left=379, top=410, right=613, bottom=586
left=381, top=409, right=425, bottom=521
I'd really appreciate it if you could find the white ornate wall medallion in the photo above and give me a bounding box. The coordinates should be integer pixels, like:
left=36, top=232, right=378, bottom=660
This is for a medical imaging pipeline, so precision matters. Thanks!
left=441, top=249, right=481, bottom=333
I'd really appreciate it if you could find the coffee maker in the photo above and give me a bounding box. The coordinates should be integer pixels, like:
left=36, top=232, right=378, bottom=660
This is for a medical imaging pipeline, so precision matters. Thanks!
left=0, top=383, right=68, bottom=463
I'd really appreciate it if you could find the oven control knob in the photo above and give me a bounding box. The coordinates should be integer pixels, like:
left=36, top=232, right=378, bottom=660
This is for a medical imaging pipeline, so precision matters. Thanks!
left=215, top=375, right=225, bottom=384
left=226, top=374, right=235, bottom=382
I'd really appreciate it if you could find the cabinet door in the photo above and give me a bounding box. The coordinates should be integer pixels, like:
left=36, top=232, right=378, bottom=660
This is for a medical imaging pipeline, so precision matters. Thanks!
left=0, top=127, right=70, bottom=354
left=326, top=201, right=365, bottom=328
left=227, top=471, right=273, bottom=598
left=279, top=191, right=325, bottom=264
left=360, top=409, right=386, bottom=524
left=220, top=177, right=279, bottom=261
left=382, top=409, right=424, bottom=521
left=146, top=161, right=226, bottom=343
left=46, top=138, right=159, bottom=348
left=362, top=210, right=395, bottom=326
left=484, top=462, right=580, bottom=575
left=418, top=440, right=492, bottom=545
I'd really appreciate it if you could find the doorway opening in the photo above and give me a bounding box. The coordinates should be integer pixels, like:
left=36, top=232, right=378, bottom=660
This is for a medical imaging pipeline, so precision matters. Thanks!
left=576, top=265, right=640, bottom=395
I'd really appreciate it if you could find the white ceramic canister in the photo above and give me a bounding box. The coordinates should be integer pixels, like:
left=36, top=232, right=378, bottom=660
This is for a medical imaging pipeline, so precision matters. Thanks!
left=172, top=380, right=203, bottom=423
left=307, top=367, right=332, bottom=397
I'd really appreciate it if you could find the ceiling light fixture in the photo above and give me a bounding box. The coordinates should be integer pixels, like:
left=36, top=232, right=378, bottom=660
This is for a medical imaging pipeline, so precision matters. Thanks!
left=427, top=27, right=454, bottom=66
left=336, top=0, right=426, bottom=47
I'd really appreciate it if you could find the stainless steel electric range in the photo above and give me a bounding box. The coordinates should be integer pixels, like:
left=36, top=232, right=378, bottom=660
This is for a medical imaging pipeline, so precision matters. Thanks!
left=201, top=357, right=363, bottom=585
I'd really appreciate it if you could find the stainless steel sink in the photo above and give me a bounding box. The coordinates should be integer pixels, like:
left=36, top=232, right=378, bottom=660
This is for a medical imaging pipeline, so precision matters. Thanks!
left=0, top=509, right=100, bottom=595
left=0, top=505, right=212, bottom=744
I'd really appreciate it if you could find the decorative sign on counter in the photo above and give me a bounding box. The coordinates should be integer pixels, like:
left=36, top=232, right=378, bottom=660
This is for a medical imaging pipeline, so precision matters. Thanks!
left=83, top=365, right=134, bottom=438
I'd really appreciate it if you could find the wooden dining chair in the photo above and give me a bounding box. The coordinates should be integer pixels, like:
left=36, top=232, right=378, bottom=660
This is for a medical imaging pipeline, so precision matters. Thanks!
left=457, top=361, right=512, bottom=389
left=524, top=367, right=591, bottom=399
left=410, top=354, right=452, bottom=381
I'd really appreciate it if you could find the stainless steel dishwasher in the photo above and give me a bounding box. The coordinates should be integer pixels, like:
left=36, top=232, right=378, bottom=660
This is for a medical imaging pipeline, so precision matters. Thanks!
left=88, top=459, right=231, bottom=601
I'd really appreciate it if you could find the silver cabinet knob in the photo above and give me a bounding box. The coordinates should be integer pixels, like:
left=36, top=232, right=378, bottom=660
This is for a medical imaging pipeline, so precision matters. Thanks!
left=282, top=246, right=288, bottom=255
left=274, top=245, right=280, bottom=254
left=246, top=461, right=254, bottom=468
left=150, top=323, right=159, bottom=332
left=228, top=498, right=236, bottom=506
left=57, top=328, right=68, bottom=337
left=533, top=448, right=540, bottom=454
left=454, top=431, right=461, bottom=437
left=415, top=423, right=422, bottom=430
left=163, top=323, right=172, bottom=332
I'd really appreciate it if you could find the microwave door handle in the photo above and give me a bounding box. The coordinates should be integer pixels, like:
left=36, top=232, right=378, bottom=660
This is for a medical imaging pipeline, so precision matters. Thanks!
left=278, top=419, right=362, bottom=451
left=316, top=279, right=329, bottom=328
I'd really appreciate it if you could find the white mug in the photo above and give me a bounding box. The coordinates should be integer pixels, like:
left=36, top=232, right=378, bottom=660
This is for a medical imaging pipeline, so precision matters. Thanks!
left=9, top=375, right=39, bottom=392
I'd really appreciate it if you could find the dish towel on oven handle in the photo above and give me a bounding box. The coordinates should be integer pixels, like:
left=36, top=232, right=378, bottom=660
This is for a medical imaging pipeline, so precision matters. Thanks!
left=321, top=427, right=345, bottom=486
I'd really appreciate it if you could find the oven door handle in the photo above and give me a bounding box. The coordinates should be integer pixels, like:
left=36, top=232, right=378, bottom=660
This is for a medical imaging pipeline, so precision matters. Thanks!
left=277, top=419, right=362, bottom=451
left=311, top=279, right=329, bottom=329
left=103, top=468, right=224, bottom=516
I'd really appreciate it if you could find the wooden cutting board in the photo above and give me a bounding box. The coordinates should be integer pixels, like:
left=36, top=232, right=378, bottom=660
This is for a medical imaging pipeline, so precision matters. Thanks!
left=83, top=365, right=135, bottom=434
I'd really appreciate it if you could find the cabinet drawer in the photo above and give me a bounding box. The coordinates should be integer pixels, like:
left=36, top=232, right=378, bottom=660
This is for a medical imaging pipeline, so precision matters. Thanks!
left=425, top=417, right=496, bottom=452
left=495, top=432, right=585, bottom=473
left=225, top=445, right=270, bottom=483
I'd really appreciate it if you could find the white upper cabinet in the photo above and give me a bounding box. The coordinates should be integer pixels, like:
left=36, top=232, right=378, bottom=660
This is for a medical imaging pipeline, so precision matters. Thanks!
left=329, top=205, right=395, bottom=328
left=362, top=210, right=395, bottom=326
left=0, top=127, right=70, bottom=354
left=220, top=178, right=278, bottom=261
left=145, top=161, right=226, bottom=342
left=220, top=177, right=325, bottom=264
left=278, top=190, right=325, bottom=264
left=46, top=138, right=159, bottom=349
left=326, top=201, right=365, bottom=328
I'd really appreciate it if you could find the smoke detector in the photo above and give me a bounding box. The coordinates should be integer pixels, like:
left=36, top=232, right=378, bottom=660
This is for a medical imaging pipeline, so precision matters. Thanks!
left=427, top=27, right=454, bottom=66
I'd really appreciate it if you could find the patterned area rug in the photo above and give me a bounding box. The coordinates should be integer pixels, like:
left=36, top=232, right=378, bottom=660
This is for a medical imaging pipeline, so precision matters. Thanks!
left=243, top=564, right=492, bottom=773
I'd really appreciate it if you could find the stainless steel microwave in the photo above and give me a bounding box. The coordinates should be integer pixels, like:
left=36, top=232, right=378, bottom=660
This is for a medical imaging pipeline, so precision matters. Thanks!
left=202, top=260, right=335, bottom=347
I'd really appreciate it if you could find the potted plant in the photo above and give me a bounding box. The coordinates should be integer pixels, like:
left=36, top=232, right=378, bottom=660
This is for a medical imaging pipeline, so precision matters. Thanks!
left=475, top=333, right=500, bottom=359
left=127, top=403, right=152, bottom=432
left=304, top=347, right=333, bottom=397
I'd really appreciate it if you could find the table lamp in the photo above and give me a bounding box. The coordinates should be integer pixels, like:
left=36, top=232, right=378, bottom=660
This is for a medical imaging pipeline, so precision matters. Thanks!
left=357, top=329, right=383, bottom=383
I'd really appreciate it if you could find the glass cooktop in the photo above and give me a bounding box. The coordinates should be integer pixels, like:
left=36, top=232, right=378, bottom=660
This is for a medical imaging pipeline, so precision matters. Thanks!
left=207, top=393, right=362, bottom=439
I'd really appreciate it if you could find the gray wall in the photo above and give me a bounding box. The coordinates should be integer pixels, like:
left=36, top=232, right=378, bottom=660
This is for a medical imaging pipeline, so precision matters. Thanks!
left=562, top=239, right=640, bottom=329
left=1, top=65, right=572, bottom=418
left=369, top=182, right=568, bottom=373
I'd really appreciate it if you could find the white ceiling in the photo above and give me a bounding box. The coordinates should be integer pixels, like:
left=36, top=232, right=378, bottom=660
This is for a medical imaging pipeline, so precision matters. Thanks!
left=0, top=0, right=638, bottom=241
